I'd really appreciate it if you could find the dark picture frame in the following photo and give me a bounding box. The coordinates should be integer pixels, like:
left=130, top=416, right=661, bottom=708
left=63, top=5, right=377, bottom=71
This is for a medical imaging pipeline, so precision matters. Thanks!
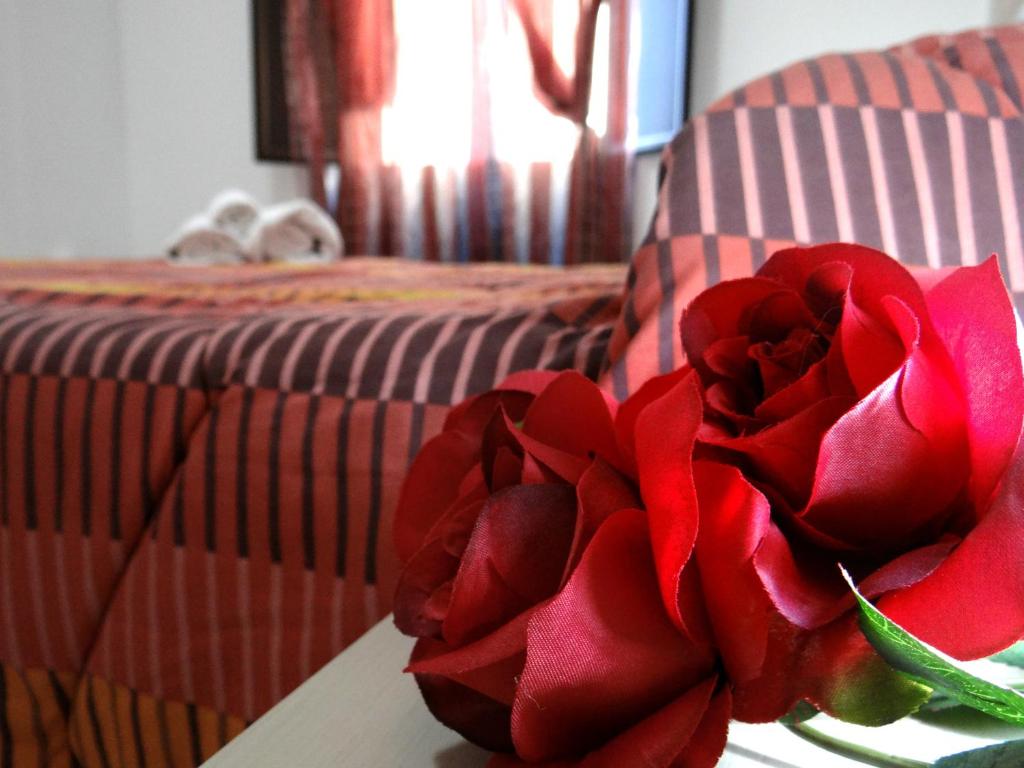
left=251, top=0, right=295, bottom=162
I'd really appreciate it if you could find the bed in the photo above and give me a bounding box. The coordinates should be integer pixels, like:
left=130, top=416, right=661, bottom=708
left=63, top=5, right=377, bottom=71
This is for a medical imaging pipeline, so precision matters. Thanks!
left=4, top=21, right=1024, bottom=768
left=0, top=258, right=624, bottom=765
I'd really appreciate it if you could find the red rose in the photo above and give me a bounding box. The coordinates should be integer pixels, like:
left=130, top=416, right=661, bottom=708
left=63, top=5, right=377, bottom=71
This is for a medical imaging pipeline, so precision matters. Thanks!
left=393, top=370, right=730, bottom=766
left=624, top=244, right=1024, bottom=724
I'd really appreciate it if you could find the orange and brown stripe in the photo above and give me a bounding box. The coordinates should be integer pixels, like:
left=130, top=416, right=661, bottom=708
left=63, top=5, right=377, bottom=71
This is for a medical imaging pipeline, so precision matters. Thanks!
left=605, top=25, right=1024, bottom=398
left=0, top=257, right=624, bottom=765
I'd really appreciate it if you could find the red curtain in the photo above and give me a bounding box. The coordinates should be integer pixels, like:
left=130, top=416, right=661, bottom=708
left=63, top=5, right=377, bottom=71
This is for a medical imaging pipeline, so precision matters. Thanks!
left=511, top=0, right=600, bottom=123
left=284, top=0, right=634, bottom=264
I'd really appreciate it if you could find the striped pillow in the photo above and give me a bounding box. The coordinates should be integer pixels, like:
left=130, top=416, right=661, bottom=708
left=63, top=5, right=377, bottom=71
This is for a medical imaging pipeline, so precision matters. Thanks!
left=603, top=25, right=1024, bottom=399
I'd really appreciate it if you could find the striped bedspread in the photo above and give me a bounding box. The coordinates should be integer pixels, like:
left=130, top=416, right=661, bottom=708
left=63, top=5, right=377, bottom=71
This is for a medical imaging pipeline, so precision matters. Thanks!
left=0, top=258, right=625, bottom=766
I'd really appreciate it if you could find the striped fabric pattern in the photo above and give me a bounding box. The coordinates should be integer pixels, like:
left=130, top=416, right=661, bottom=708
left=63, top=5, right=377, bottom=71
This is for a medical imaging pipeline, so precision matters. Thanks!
left=0, top=259, right=624, bottom=766
left=605, top=25, right=1024, bottom=398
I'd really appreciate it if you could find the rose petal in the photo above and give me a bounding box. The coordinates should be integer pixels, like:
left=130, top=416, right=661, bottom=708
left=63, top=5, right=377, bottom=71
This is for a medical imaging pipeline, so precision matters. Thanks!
left=693, top=461, right=772, bottom=683
left=755, top=356, right=834, bottom=422
left=857, top=537, right=960, bottom=599
left=570, top=679, right=724, bottom=768
left=615, top=366, right=691, bottom=476
left=747, top=290, right=819, bottom=344
left=394, top=429, right=482, bottom=562
left=445, top=389, right=535, bottom=437
left=394, top=497, right=486, bottom=637
left=422, top=579, right=453, bottom=622
left=488, top=754, right=547, bottom=767
left=491, top=446, right=524, bottom=491
left=757, top=243, right=929, bottom=320
left=703, top=396, right=852, bottom=507
left=676, top=559, right=716, bottom=651
left=703, top=335, right=754, bottom=379
left=436, top=488, right=489, bottom=556
left=802, top=367, right=968, bottom=550
left=511, top=509, right=716, bottom=762
left=879, top=437, right=1024, bottom=659
left=634, top=372, right=704, bottom=635
left=759, top=247, right=934, bottom=403
left=908, top=264, right=958, bottom=293
left=444, top=484, right=577, bottom=646
left=561, top=458, right=640, bottom=585
left=394, top=537, right=457, bottom=638
left=503, top=409, right=591, bottom=483
left=488, top=683, right=729, bottom=768
left=681, top=278, right=794, bottom=371
left=411, top=637, right=515, bottom=753
left=457, top=463, right=487, bottom=497
left=753, top=523, right=847, bottom=629
left=751, top=333, right=821, bottom=398
left=674, top=687, right=732, bottom=768
left=481, top=406, right=524, bottom=489
left=521, top=451, right=560, bottom=484
left=407, top=609, right=532, bottom=706
left=522, top=371, right=623, bottom=470
left=498, top=369, right=562, bottom=395
left=696, top=481, right=950, bottom=638
left=925, top=258, right=1024, bottom=507
left=837, top=289, right=907, bottom=398
left=801, top=259, right=853, bottom=318
left=488, top=754, right=551, bottom=767
left=885, top=295, right=967, bottom=448
left=705, top=381, right=762, bottom=430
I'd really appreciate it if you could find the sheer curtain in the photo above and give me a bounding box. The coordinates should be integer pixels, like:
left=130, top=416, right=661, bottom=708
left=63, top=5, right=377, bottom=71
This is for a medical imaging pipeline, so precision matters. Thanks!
left=285, top=0, right=636, bottom=264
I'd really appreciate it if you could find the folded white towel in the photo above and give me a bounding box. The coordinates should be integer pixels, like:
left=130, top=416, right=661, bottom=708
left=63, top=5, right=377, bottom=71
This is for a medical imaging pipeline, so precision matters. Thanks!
left=244, top=200, right=343, bottom=263
left=165, top=192, right=342, bottom=265
left=165, top=214, right=245, bottom=265
left=207, top=189, right=260, bottom=241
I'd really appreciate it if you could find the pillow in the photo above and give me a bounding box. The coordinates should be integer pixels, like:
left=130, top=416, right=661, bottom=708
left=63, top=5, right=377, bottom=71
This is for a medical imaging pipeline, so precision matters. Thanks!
left=603, top=25, right=1024, bottom=399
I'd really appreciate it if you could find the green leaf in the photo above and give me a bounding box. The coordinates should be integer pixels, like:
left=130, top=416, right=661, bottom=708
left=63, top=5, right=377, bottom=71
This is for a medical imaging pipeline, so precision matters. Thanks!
left=842, top=567, right=1024, bottom=727
left=934, top=739, right=1024, bottom=767
left=823, top=650, right=932, bottom=726
left=917, top=691, right=970, bottom=715
left=991, top=643, right=1024, bottom=671
left=920, top=684, right=1024, bottom=717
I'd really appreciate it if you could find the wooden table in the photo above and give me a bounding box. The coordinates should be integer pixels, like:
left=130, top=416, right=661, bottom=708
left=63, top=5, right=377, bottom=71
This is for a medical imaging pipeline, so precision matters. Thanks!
left=202, top=617, right=1015, bottom=767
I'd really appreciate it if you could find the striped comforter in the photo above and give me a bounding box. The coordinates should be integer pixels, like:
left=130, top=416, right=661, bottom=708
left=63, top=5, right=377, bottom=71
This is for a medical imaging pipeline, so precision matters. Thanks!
left=0, top=258, right=625, bottom=766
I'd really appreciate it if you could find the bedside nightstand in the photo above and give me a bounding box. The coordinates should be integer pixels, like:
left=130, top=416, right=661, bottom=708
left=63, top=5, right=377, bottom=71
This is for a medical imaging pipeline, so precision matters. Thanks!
left=202, top=617, right=1014, bottom=767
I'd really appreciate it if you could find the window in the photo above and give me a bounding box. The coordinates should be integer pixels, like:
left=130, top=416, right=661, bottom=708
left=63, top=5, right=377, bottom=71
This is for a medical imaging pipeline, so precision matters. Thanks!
left=251, top=0, right=696, bottom=162
left=634, top=0, right=694, bottom=152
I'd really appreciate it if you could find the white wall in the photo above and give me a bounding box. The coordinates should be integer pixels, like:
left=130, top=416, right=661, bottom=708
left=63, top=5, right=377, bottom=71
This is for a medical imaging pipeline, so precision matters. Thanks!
left=116, top=0, right=305, bottom=256
left=0, top=0, right=131, bottom=257
left=0, top=0, right=305, bottom=259
left=0, top=1, right=1020, bottom=258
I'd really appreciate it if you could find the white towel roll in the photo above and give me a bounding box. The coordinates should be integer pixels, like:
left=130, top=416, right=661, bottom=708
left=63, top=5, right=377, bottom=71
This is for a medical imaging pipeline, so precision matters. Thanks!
left=208, top=189, right=261, bottom=241
left=245, top=200, right=343, bottom=263
left=165, top=214, right=245, bottom=265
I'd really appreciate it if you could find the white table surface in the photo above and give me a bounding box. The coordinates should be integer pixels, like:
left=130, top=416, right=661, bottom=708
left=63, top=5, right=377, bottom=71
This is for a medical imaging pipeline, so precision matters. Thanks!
left=201, top=617, right=1016, bottom=767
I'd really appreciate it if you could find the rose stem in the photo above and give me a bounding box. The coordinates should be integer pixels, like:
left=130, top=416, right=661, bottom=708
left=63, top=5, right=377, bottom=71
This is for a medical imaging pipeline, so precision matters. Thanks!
left=784, top=722, right=931, bottom=768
